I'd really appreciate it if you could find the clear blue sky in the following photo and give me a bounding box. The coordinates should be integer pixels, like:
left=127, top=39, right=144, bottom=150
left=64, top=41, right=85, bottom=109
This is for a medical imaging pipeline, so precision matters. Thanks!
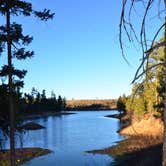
left=0, top=0, right=164, bottom=99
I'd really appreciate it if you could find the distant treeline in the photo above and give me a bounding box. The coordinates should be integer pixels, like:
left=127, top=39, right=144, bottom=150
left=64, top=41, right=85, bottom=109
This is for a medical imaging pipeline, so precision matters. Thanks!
left=66, top=99, right=117, bottom=111
left=21, top=88, right=66, bottom=115
left=0, top=85, right=66, bottom=118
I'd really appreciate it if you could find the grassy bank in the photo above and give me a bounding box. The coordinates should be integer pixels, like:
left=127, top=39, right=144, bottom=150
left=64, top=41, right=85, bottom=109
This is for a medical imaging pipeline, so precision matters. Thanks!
left=88, top=135, right=162, bottom=156
left=119, top=114, right=163, bottom=136
left=0, top=148, right=52, bottom=166
left=88, top=113, right=163, bottom=166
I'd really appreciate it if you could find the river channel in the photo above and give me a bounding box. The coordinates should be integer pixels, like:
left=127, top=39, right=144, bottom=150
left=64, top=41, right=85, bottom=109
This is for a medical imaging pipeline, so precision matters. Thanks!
left=5, top=111, right=124, bottom=166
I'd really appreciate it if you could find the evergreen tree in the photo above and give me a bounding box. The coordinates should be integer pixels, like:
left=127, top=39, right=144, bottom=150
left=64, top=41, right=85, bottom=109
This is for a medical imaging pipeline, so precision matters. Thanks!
left=57, top=95, right=63, bottom=111
left=31, top=87, right=37, bottom=98
left=51, top=90, right=56, bottom=100
left=117, top=95, right=127, bottom=115
left=41, top=89, right=47, bottom=110
left=36, top=92, right=41, bottom=103
left=0, top=1, right=54, bottom=165
left=41, top=89, right=46, bottom=100
left=62, top=97, right=66, bottom=111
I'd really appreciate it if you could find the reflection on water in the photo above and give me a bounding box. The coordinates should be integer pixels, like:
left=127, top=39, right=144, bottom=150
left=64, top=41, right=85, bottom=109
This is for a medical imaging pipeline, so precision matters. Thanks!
left=3, top=111, right=123, bottom=166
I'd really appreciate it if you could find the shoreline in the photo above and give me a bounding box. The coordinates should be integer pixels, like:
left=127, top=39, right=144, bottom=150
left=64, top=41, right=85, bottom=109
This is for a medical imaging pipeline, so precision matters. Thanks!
left=1, top=110, right=118, bottom=165
left=0, top=148, right=52, bottom=166
left=1, top=110, right=116, bottom=165
left=22, top=109, right=117, bottom=120
left=88, top=113, right=163, bottom=166
left=104, top=113, right=123, bottom=119
left=22, top=111, right=75, bottom=120
left=0, top=112, right=72, bottom=165
left=66, top=108, right=117, bottom=111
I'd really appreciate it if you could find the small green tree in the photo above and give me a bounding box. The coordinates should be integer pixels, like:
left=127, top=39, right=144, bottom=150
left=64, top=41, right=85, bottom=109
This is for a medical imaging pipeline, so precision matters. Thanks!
left=117, top=95, right=127, bottom=115
left=57, top=95, right=63, bottom=111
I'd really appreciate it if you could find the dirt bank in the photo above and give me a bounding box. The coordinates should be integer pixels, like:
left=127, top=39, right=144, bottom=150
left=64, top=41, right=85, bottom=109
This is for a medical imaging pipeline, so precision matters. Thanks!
left=120, top=114, right=163, bottom=136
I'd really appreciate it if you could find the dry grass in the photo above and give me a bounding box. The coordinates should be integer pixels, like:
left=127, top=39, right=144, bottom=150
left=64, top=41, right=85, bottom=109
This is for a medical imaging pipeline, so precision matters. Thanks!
left=66, top=99, right=117, bottom=109
left=120, top=115, right=163, bottom=136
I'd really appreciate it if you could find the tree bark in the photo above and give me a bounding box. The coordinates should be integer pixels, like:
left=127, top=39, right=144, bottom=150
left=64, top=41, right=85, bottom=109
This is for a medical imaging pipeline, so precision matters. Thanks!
left=6, top=1, right=15, bottom=166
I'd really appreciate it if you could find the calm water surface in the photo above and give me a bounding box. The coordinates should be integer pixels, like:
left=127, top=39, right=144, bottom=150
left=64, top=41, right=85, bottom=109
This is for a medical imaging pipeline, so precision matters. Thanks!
left=5, top=111, right=123, bottom=166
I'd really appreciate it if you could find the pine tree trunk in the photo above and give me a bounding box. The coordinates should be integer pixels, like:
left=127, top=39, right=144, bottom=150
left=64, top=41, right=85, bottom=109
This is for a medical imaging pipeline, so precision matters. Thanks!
left=6, top=1, right=15, bottom=166
left=162, top=1, right=166, bottom=165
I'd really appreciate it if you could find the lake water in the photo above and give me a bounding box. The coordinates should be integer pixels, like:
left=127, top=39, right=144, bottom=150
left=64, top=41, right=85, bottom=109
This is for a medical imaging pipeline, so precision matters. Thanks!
left=3, top=111, right=123, bottom=166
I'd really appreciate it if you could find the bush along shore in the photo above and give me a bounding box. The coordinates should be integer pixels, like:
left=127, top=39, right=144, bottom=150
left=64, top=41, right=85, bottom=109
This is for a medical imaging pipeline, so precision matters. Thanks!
left=88, top=113, right=163, bottom=166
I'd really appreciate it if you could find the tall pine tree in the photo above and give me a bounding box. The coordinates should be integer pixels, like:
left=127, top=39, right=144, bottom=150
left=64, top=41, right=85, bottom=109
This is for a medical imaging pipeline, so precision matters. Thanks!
left=0, top=1, right=54, bottom=165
